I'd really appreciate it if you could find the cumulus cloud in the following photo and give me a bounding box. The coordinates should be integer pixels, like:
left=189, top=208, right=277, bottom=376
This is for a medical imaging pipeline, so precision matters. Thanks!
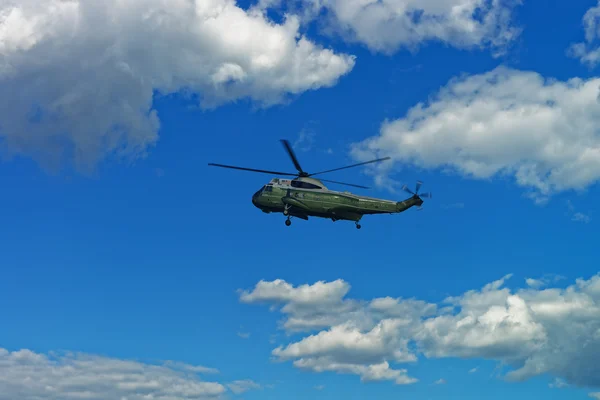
left=240, top=273, right=600, bottom=388
left=568, top=1, right=600, bottom=67
left=256, top=0, right=522, bottom=55
left=0, top=0, right=355, bottom=172
left=0, top=347, right=230, bottom=399
left=351, top=66, right=600, bottom=202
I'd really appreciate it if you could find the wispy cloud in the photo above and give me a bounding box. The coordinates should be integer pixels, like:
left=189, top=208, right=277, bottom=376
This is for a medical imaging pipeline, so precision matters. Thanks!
left=293, top=121, right=318, bottom=152
left=0, top=347, right=226, bottom=399
left=572, top=212, right=591, bottom=223
left=549, top=378, right=569, bottom=388
left=566, top=200, right=591, bottom=223
left=163, top=360, right=220, bottom=374
left=292, top=121, right=335, bottom=156
left=525, top=274, right=565, bottom=289
left=227, top=379, right=261, bottom=394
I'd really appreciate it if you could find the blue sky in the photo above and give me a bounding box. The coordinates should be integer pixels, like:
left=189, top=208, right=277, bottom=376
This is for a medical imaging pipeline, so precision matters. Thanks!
left=1, top=0, right=600, bottom=399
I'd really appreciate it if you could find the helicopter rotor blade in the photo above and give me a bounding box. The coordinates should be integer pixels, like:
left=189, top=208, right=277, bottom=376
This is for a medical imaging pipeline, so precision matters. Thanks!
left=415, top=180, right=422, bottom=194
left=401, top=184, right=415, bottom=195
left=280, top=139, right=305, bottom=175
left=419, top=192, right=432, bottom=198
left=308, top=157, right=391, bottom=177
left=319, top=178, right=370, bottom=189
left=208, top=163, right=298, bottom=176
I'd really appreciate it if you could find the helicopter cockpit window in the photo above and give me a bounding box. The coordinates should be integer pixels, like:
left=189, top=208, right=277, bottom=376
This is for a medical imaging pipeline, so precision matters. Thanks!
left=264, top=185, right=273, bottom=192
left=291, top=181, right=321, bottom=190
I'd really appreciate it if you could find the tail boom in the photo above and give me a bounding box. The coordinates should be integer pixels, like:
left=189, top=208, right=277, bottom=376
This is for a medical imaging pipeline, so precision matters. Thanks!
left=396, top=195, right=424, bottom=212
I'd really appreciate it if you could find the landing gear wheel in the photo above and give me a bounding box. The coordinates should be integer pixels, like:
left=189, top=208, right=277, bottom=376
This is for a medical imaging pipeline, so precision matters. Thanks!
left=356, top=223, right=361, bottom=229
left=285, top=219, right=291, bottom=226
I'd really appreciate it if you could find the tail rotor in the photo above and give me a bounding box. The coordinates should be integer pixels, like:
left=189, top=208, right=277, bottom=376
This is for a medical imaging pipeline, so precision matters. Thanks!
left=402, top=180, right=431, bottom=210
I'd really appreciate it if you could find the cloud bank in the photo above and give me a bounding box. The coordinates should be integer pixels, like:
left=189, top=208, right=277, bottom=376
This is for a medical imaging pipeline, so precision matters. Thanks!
left=256, top=0, right=522, bottom=55
left=0, top=0, right=355, bottom=171
left=240, top=273, right=600, bottom=387
left=351, top=66, right=600, bottom=202
left=0, top=347, right=257, bottom=399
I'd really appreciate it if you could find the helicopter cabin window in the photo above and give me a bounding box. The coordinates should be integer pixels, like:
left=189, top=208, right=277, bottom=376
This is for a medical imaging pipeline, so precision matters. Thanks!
left=264, top=185, right=273, bottom=192
left=291, top=181, right=321, bottom=190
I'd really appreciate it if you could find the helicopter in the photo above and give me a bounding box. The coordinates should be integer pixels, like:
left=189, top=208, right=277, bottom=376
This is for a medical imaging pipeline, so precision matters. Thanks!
left=208, top=139, right=431, bottom=228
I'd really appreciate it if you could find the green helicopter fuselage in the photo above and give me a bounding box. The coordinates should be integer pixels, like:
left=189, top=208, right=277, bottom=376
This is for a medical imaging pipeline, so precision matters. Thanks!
left=251, top=177, right=423, bottom=225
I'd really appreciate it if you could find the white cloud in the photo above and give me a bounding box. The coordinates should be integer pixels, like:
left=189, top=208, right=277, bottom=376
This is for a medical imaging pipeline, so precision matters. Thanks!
left=469, top=367, right=479, bottom=373
left=351, top=66, right=600, bottom=202
left=294, top=358, right=418, bottom=385
left=257, top=0, right=522, bottom=55
left=239, top=278, right=350, bottom=305
left=568, top=1, right=600, bottom=67
left=237, top=331, right=251, bottom=339
left=526, top=275, right=565, bottom=290
left=434, top=378, right=447, bottom=384
left=590, top=393, right=600, bottom=399
left=240, top=273, right=600, bottom=388
left=0, top=347, right=228, bottom=399
left=163, top=360, right=220, bottom=374
left=227, top=379, right=261, bottom=394
left=525, top=278, right=544, bottom=289
left=0, top=0, right=355, bottom=172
